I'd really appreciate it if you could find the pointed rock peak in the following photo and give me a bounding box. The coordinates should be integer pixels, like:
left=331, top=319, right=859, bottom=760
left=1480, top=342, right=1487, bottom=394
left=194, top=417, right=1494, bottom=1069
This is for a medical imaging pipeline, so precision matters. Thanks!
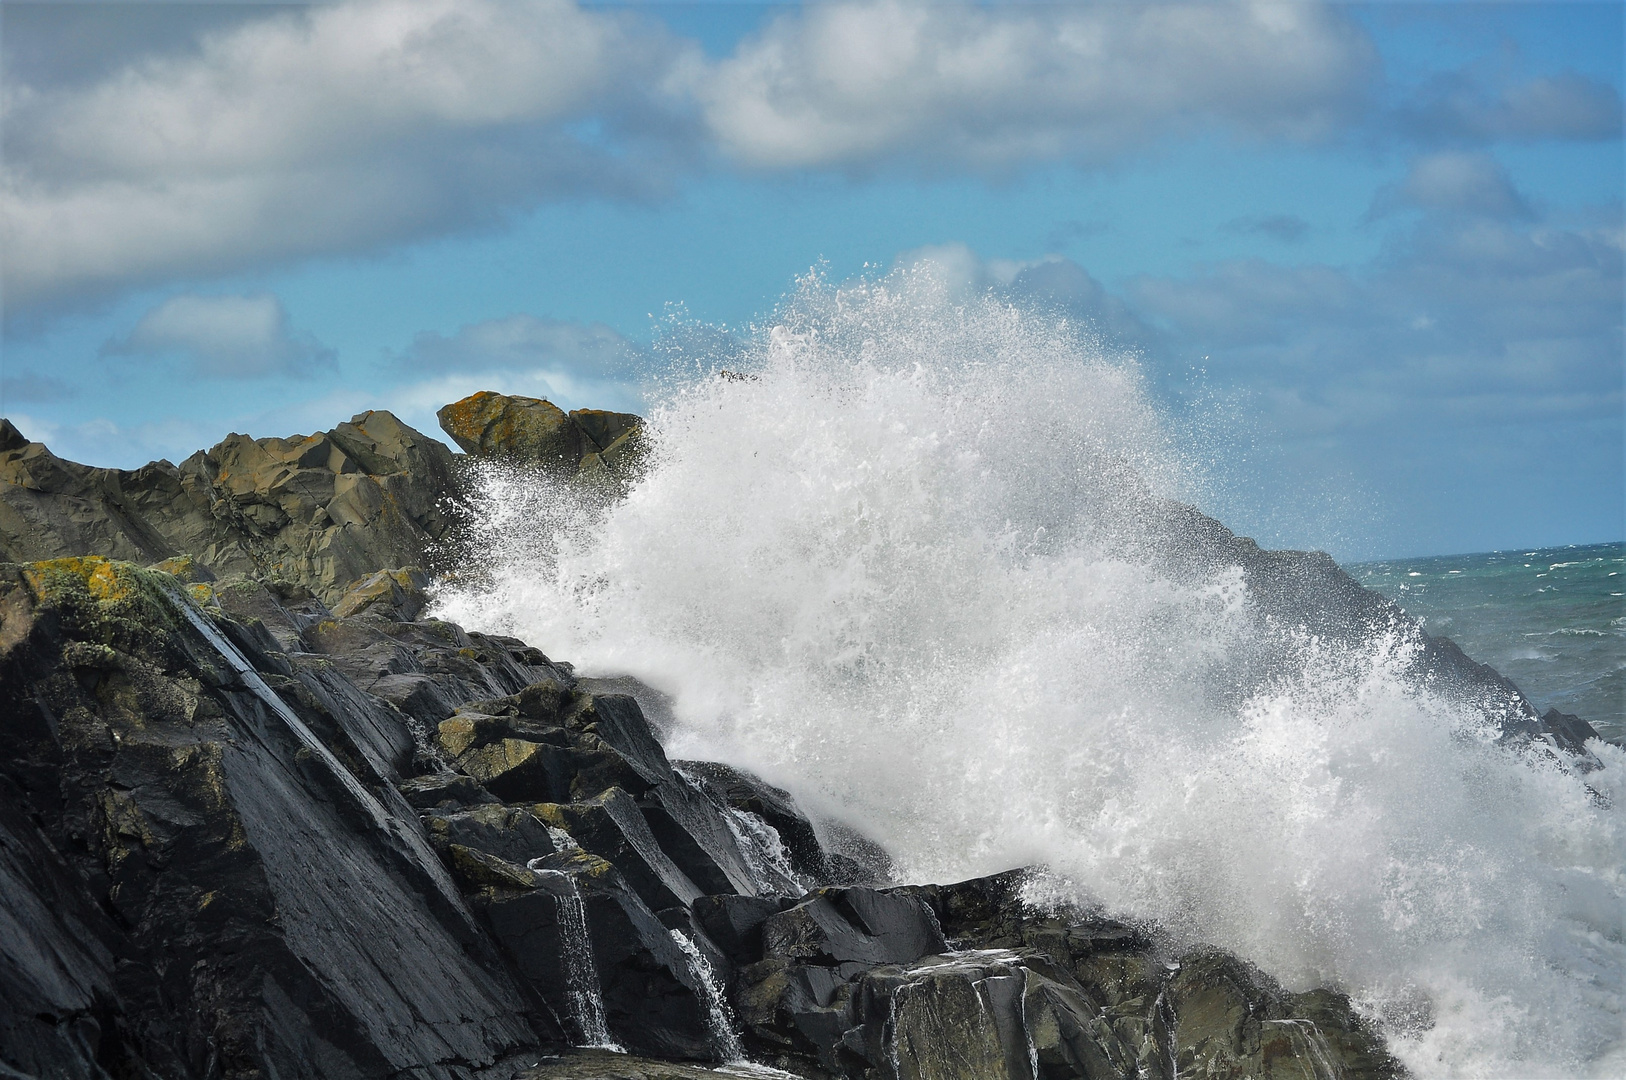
left=0, top=418, right=30, bottom=453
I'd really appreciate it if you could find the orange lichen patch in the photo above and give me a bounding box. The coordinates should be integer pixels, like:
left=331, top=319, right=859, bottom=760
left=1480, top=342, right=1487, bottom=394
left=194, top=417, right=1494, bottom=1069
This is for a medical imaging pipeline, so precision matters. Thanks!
left=24, top=556, right=144, bottom=604
left=435, top=391, right=578, bottom=464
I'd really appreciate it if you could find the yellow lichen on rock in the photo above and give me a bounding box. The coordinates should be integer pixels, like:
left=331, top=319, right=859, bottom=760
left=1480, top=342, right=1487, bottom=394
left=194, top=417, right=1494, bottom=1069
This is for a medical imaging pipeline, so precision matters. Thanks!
left=24, top=555, right=144, bottom=604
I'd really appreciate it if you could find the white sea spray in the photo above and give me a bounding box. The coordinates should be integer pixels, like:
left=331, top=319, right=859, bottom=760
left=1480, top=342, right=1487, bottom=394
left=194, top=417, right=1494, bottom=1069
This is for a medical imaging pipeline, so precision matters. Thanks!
left=435, top=266, right=1625, bottom=1078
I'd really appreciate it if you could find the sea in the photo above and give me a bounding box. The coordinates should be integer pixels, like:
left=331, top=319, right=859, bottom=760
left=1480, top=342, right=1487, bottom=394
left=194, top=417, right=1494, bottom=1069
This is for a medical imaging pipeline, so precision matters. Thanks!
left=1350, top=542, right=1625, bottom=744
left=436, top=264, right=1625, bottom=1077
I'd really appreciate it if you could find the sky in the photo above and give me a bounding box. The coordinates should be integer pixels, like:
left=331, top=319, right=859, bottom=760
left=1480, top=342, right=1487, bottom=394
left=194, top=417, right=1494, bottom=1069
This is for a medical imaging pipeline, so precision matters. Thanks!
left=0, top=0, right=1620, bottom=562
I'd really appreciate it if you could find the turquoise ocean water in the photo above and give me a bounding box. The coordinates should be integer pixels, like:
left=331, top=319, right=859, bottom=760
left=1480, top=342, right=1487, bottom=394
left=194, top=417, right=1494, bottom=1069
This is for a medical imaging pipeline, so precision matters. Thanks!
left=1349, top=541, right=1625, bottom=743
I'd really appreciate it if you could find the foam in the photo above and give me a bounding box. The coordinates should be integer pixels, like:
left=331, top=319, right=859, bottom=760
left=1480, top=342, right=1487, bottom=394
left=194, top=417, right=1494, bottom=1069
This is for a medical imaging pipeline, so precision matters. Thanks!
left=435, top=266, right=1625, bottom=1077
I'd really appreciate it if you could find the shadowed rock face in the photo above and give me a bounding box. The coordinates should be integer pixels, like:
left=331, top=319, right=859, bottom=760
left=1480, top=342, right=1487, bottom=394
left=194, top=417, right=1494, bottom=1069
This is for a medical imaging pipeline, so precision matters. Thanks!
left=0, top=400, right=1601, bottom=1080
left=0, top=558, right=550, bottom=1080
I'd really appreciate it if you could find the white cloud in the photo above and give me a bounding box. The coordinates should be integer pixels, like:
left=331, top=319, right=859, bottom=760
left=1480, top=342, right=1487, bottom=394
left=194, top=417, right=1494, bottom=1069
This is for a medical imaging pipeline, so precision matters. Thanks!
left=2, top=0, right=687, bottom=313
left=102, top=293, right=335, bottom=378
left=4, top=0, right=1615, bottom=322
left=1125, top=215, right=1622, bottom=432
left=695, top=0, right=1376, bottom=170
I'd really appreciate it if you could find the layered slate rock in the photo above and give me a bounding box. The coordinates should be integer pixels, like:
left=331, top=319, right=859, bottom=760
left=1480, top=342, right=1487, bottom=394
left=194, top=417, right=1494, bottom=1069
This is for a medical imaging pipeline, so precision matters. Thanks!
left=0, top=413, right=457, bottom=606
left=0, top=558, right=548, bottom=1079
left=727, top=870, right=1404, bottom=1080
left=0, top=554, right=1409, bottom=1080
left=436, top=392, right=644, bottom=484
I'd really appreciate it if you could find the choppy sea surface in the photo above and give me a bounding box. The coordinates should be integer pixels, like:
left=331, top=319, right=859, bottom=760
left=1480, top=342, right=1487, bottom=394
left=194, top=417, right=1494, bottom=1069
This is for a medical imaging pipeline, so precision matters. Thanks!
left=1350, top=542, right=1625, bottom=743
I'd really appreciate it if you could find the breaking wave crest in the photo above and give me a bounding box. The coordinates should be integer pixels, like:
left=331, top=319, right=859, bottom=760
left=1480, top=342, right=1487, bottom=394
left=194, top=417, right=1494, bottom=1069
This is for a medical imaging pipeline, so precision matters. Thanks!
left=435, top=267, right=1625, bottom=1078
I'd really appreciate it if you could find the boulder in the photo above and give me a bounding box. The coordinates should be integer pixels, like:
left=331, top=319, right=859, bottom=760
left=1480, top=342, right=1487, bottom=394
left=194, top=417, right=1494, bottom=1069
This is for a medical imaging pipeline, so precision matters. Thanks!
left=761, top=888, right=946, bottom=972
left=437, top=393, right=586, bottom=473
left=539, top=789, right=705, bottom=912
left=435, top=393, right=644, bottom=483
left=473, top=848, right=723, bottom=1061
left=676, top=760, right=825, bottom=885
left=332, top=566, right=433, bottom=620
left=426, top=806, right=561, bottom=866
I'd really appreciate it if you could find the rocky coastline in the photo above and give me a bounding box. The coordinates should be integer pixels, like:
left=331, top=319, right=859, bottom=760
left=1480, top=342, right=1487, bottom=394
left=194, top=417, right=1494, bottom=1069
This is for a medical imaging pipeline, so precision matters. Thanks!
left=0, top=394, right=1599, bottom=1080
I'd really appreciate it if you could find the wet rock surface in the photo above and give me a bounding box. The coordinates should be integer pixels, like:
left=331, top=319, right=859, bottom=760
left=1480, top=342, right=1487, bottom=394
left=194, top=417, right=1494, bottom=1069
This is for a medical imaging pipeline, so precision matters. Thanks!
left=0, top=402, right=1601, bottom=1079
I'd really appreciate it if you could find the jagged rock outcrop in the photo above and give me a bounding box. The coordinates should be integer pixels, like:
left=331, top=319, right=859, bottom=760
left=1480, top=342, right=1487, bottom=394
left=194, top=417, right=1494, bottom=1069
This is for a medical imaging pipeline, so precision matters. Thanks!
left=0, top=557, right=552, bottom=1079
left=0, top=413, right=457, bottom=607
left=436, top=392, right=644, bottom=485
left=0, top=552, right=1406, bottom=1080
left=0, top=401, right=1600, bottom=1080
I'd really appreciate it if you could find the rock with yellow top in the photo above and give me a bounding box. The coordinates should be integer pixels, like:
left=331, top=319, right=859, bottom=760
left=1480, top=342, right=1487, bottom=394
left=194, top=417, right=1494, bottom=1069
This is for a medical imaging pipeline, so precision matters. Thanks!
left=436, top=391, right=645, bottom=483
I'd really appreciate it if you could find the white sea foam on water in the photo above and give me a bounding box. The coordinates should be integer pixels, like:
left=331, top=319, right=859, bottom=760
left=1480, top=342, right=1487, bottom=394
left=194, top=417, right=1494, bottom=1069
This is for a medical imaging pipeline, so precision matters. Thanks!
left=435, top=267, right=1626, bottom=1078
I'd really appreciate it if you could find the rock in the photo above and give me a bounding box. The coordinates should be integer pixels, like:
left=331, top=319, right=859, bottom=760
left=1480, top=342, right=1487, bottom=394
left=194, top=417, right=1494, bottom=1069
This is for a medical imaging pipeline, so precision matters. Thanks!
left=857, top=952, right=1046, bottom=1080
left=504, top=850, right=721, bottom=1061
left=676, top=760, right=825, bottom=884
left=438, top=393, right=586, bottom=472
left=691, top=894, right=797, bottom=965
left=332, top=566, right=433, bottom=620
left=1167, top=949, right=1403, bottom=1080
left=0, top=409, right=1460, bottom=1080
left=540, top=788, right=706, bottom=912
left=435, top=392, right=644, bottom=484
left=719, top=868, right=1403, bottom=1080
left=761, top=888, right=946, bottom=971
left=458, top=738, right=584, bottom=804
left=401, top=772, right=502, bottom=809
left=0, top=411, right=459, bottom=606
left=0, top=557, right=544, bottom=1078
left=1540, top=706, right=1601, bottom=754
left=519, top=1048, right=729, bottom=1079
left=644, top=773, right=793, bottom=898
left=426, top=806, right=561, bottom=866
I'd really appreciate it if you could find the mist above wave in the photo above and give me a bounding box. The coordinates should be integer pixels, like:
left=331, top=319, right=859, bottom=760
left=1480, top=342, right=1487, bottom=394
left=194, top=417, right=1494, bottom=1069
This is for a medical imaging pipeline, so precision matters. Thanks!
left=434, top=266, right=1625, bottom=1078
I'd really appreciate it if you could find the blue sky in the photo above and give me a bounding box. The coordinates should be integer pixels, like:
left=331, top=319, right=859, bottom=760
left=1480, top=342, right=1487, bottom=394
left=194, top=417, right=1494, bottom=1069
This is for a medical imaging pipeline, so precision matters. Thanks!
left=1, top=0, right=1620, bottom=561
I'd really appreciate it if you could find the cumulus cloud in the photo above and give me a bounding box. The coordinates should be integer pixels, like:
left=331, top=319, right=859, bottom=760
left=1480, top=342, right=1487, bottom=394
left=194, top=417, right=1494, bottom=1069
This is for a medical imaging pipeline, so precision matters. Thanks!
left=696, top=0, right=1376, bottom=171
left=1127, top=215, right=1622, bottom=433
left=391, top=314, right=642, bottom=376
left=4, top=0, right=1617, bottom=321
left=1398, top=70, right=1624, bottom=145
left=1369, top=151, right=1533, bottom=221
left=102, top=293, right=336, bottom=378
left=2, top=0, right=689, bottom=314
